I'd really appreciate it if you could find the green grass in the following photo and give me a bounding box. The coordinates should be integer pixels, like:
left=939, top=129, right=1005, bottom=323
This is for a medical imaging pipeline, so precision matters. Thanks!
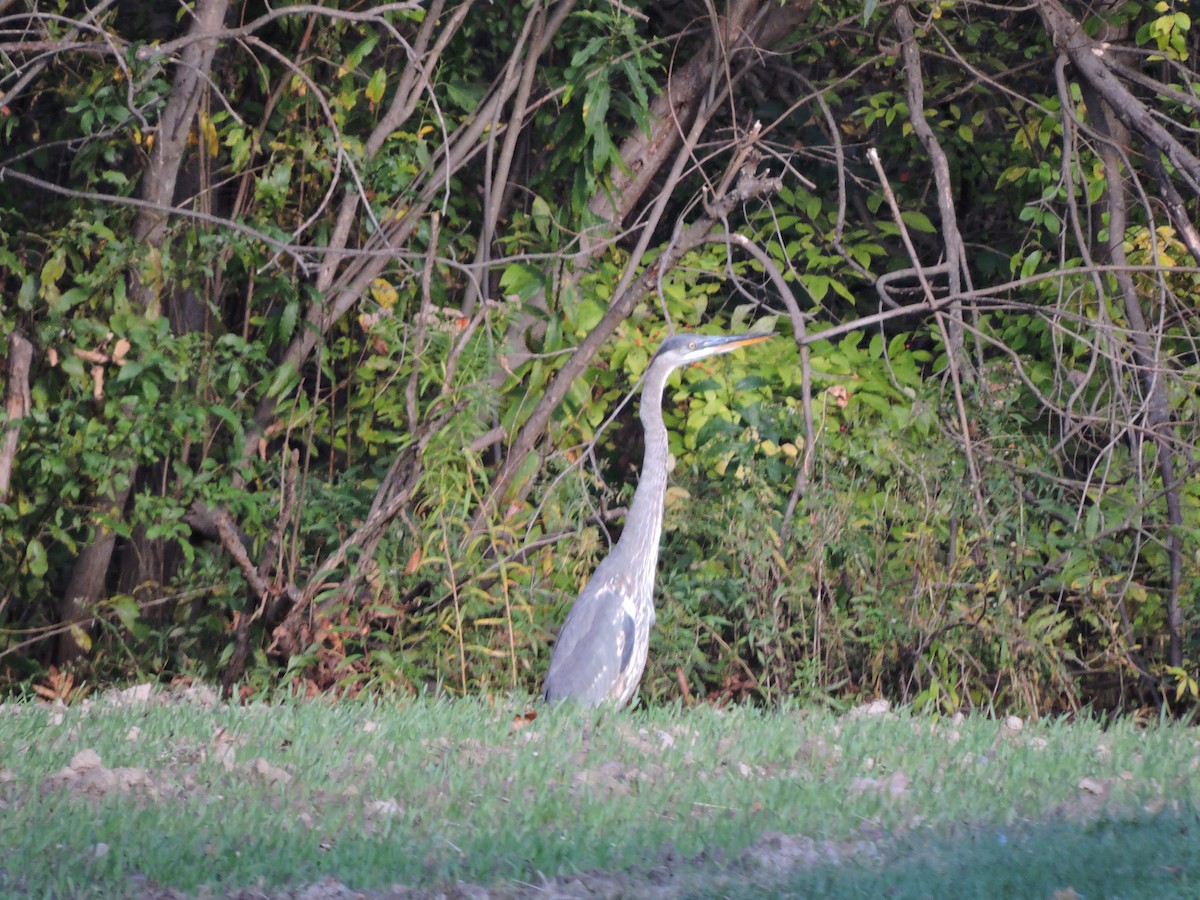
left=1, top=693, right=1197, bottom=896
left=730, top=814, right=1198, bottom=898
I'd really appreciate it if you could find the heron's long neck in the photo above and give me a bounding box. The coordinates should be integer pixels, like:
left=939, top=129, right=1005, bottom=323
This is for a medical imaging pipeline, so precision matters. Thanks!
left=617, top=365, right=671, bottom=569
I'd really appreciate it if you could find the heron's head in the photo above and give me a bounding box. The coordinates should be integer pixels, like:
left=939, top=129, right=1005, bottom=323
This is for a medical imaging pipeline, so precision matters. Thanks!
left=652, top=331, right=774, bottom=373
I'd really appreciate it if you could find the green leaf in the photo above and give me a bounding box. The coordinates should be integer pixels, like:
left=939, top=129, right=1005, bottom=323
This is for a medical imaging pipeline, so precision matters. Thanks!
left=112, top=596, right=142, bottom=633
left=531, top=195, right=552, bottom=240
left=575, top=298, right=605, bottom=334
left=565, top=375, right=590, bottom=412
left=265, top=362, right=299, bottom=400
left=619, top=58, right=651, bottom=119
left=279, top=300, right=299, bottom=343
left=856, top=392, right=892, bottom=414
left=25, top=537, right=48, bottom=577
left=499, top=264, right=544, bottom=301
left=366, top=69, right=387, bottom=106
left=39, top=250, right=66, bottom=296
left=17, top=274, right=37, bottom=310
left=626, top=345, right=649, bottom=378
left=830, top=278, right=856, bottom=302
left=256, top=162, right=293, bottom=206
left=445, top=80, right=485, bottom=111
left=734, top=375, right=770, bottom=391
left=802, top=274, right=830, bottom=301
left=901, top=210, right=937, bottom=233
left=209, top=403, right=244, bottom=438
left=570, top=36, right=606, bottom=69
left=997, top=165, right=1028, bottom=186
left=583, top=80, right=612, bottom=170
left=342, top=34, right=380, bottom=74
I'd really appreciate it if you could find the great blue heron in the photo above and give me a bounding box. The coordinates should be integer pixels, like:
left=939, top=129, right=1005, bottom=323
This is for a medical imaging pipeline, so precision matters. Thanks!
left=543, top=331, right=773, bottom=706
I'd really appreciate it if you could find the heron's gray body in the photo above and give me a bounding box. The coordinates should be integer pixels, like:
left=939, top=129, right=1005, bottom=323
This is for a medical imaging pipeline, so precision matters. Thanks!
left=543, top=332, right=771, bottom=707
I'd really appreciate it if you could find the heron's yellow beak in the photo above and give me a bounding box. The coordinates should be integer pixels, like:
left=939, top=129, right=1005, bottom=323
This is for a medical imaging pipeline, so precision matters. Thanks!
left=698, top=332, right=773, bottom=356
left=723, top=333, right=773, bottom=349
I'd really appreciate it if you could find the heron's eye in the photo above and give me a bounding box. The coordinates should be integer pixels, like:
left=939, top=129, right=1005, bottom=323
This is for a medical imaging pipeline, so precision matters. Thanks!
left=688, top=341, right=696, bottom=350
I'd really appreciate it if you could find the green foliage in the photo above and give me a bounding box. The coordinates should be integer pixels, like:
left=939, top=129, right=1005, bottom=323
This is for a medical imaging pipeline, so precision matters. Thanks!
left=1136, top=1, right=1191, bottom=59
left=2, top=0, right=1197, bottom=717
left=550, top=10, right=662, bottom=212
left=622, top=321, right=1192, bottom=717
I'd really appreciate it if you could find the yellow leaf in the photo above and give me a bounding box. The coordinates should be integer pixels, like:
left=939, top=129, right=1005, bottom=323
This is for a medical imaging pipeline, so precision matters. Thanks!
left=68, top=623, right=93, bottom=653
left=370, top=278, right=399, bottom=309
left=199, top=113, right=219, bottom=157
left=366, top=69, right=387, bottom=107
left=665, top=486, right=691, bottom=509
left=715, top=451, right=734, bottom=476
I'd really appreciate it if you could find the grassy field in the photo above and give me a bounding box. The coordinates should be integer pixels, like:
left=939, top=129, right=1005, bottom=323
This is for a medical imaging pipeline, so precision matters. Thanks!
left=1, top=688, right=1197, bottom=897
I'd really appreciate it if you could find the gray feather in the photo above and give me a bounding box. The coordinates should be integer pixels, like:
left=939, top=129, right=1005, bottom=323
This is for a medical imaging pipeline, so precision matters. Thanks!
left=541, top=332, right=772, bottom=707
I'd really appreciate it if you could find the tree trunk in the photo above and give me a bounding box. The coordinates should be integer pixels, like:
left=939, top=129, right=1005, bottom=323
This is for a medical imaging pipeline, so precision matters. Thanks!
left=0, top=331, right=32, bottom=502
left=56, top=0, right=231, bottom=664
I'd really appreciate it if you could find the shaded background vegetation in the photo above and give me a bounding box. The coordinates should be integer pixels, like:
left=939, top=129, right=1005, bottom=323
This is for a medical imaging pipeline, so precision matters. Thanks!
left=1, top=0, right=1198, bottom=716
